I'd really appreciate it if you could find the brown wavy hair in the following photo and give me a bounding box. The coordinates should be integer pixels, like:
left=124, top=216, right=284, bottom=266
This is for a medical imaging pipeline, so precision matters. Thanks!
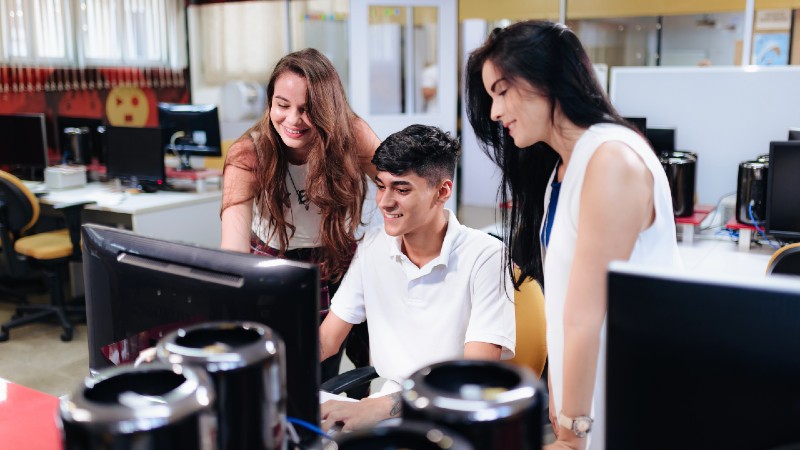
left=240, top=48, right=367, bottom=282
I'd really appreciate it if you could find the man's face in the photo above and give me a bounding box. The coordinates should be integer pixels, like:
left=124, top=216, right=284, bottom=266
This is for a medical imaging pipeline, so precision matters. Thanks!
left=375, top=170, right=447, bottom=237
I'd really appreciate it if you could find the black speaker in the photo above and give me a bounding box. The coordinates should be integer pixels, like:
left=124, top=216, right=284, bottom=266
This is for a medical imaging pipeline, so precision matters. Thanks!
left=156, top=321, right=287, bottom=450
left=736, top=160, right=769, bottom=225
left=401, top=360, right=544, bottom=450
left=660, top=151, right=697, bottom=218
left=59, top=363, right=216, bottom=449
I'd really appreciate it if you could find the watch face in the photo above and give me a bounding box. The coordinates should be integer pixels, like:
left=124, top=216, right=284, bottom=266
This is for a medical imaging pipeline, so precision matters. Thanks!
left=576, top=418, right=592, bottom=433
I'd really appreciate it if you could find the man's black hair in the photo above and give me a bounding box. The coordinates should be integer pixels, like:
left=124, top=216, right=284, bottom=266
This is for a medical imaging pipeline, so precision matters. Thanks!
left=371, top=124, right=460, bottom=185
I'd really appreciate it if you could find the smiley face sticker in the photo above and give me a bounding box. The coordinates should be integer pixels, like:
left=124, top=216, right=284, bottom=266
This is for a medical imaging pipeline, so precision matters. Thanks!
left=105, top=86, right=150, bottom=126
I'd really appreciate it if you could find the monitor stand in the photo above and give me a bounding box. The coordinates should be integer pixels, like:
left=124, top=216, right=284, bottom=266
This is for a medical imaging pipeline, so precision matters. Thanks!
left=174, top=151, right=196, bottom=172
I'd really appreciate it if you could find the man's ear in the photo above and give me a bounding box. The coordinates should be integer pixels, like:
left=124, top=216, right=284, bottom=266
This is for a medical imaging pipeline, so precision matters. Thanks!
left=437, top=179, right=453, bottom=203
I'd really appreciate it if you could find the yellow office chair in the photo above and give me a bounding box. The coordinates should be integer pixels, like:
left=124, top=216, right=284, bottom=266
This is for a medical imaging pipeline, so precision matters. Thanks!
left=766, top=243, right=800, bottom=276
left=508, top=270, right=548, bottom=378
left=0, top=170, right=91, bottom=342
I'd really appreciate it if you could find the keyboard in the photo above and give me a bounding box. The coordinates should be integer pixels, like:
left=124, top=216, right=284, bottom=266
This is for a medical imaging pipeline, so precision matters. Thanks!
left=22, top=181, right=49, bottom=195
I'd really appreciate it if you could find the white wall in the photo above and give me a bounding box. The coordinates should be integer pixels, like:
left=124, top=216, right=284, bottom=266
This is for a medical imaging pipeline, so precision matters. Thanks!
left=610, top=66, right=800, bottom=205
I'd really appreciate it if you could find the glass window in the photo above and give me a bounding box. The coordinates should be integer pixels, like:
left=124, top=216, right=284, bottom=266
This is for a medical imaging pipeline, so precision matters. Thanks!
left=365, top=5, right=439, bottom=115
left=2, top=0, right=73, bottom=63
left=79, top=0, right=173, bottom=66
left=290, top=0, right=350, bottom=95
left=0, top=0, right=183, bottom=68
left=567, top=17, right=658, bottom=67
left=191, top=1, right=288, bottom=85
left=662, top=13, right=745, bottom=66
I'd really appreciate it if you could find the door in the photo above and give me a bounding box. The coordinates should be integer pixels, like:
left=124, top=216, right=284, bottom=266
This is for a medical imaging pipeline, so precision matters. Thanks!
left=349, top=0, right=458, bottom=219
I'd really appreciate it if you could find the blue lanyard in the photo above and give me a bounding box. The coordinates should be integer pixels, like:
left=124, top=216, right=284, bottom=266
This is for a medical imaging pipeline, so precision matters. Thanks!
left=541, top=180, right=561, bottom=249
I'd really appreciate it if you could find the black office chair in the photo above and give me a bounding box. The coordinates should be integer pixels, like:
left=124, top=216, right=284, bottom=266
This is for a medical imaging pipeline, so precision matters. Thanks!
left=766, top=243, right=800, bottom=276
left=0, top=170, right=92, bottom=341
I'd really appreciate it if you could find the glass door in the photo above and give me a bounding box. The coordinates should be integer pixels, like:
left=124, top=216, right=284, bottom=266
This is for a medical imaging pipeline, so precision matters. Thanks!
left=349, top=0, right=457, bottom=217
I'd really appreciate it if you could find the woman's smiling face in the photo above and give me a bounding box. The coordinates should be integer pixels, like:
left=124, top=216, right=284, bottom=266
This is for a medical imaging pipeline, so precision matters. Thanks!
left=481, top=59, right=553, bottom=149
left=270, top=71, right=317, bottom=158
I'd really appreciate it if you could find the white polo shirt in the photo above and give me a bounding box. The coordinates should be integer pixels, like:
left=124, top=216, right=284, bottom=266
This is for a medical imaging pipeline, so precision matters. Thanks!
left=330, top=209, right=516, bottom=389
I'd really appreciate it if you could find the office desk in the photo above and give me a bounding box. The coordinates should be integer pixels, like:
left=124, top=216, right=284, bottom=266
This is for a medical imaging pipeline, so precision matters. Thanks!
left=39, top=183, right=222, bottom=248
left=677, top=232, right=774, bottom=279
left=0, top=378, right=60, bottom=450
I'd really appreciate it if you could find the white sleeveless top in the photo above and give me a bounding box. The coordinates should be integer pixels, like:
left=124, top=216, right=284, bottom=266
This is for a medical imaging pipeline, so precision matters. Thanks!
left=252, top=162, right=323, bottom=249
left=543, top=123, right=682, bottom=449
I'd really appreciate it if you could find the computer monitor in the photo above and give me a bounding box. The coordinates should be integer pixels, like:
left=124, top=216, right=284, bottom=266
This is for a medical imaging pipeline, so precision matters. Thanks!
left=789, top=128, right=800, bottom=141
left=81, top=224, right=321, bottom=442
left=157, top=103, right=221, bottom=171
left=57, top=116, right=105, bottom=164
left=606, top=263, right=800, bottom=450
left=623, top=117, right=647, bottom=135
left=104, top=126, right=166, bottom=190
left=645, top=127, right=676, bottom=153
left=767, top=141, right=800, bottom=242
left=0, top=113, right=49, bottom=180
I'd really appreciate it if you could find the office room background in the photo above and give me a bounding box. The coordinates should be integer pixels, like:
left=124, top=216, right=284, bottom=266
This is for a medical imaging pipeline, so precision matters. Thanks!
left=3, top=3, right=800, bottom=449
left=2, top=0, right=800, bottom=209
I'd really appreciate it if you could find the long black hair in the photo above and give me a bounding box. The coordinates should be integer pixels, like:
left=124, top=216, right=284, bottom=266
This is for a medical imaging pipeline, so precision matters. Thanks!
left=465, top=20, right=631, bottom=289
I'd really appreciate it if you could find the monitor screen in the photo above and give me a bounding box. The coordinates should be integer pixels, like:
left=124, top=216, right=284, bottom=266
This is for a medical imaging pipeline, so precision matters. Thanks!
left=789, top=128, right=800, bottom=141
left=767, top=141, right=800, bottom=241
left=57, top=116, right=105, bottom=165
left=81, top=224, right=321, bottom=442
left=0, top=113, right=49, bottom=179
left=105, top=126, right=165, bottom=186
left=157, top=103, right=221, bottom=170
left=606, top=263, right=800, bottom=450
left=645, top=127, right=676, bottom=153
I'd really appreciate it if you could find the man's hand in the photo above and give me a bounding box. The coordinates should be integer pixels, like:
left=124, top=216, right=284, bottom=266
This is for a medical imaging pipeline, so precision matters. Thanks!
left=320, top=393, right=401, bottom=432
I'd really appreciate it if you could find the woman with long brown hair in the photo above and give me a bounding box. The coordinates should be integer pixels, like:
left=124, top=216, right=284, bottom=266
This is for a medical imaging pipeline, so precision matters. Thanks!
left=221, top=48, right=379, bottom=380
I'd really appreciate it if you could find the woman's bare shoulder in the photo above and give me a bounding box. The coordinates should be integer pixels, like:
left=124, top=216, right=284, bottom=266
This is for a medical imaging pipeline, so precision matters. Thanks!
left=226, top=135, right=258, bottom=168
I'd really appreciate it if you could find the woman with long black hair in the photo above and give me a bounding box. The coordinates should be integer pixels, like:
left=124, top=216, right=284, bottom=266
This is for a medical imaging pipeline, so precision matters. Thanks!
left=465, top=21, right=681, bottom=450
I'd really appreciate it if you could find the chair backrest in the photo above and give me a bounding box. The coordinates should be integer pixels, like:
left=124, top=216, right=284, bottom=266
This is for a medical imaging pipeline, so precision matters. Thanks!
left=0, top=170, right=39, bottom=236
left=766, top=243, right=800, bottom=276
left=508, top=272, right=548, bottom=378
left=0, top=170, right=40, bottom=276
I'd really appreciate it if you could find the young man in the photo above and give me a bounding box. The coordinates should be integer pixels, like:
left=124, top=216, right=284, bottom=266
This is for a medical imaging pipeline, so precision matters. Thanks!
left=319, top=124, right=516, bottom=432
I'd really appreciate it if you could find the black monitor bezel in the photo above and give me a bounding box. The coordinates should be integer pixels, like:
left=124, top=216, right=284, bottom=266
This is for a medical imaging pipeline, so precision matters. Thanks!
left=606, top=263, right=800, bottom=450
left=157, top=103, right=222, bottom=157
left=81, top=224, right=321, bottom=441
left=766, top=140, right=800, bottom=241
left=0, top=113, right=49, bottom=168
left=104, top=126, right=166, bottom=184
left=623, top=116, right=647, bottom=135
left=645, top=127, right=676, bottom=153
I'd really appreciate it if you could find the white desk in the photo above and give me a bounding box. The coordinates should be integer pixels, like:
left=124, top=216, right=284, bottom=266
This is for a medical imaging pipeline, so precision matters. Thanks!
left=677, top=233, right=774, bottom=279
left=38, top=182, right=222, bottom=248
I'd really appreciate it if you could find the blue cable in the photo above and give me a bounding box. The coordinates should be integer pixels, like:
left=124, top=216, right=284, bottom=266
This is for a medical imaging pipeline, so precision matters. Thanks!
left=748, top=202, right=780, bottom=250
left=287, top=416, right=332, bottom=439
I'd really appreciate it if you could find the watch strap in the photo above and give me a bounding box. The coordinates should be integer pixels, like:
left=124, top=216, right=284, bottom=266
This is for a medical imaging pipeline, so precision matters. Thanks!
left=558, top=412, right=593, bottom=438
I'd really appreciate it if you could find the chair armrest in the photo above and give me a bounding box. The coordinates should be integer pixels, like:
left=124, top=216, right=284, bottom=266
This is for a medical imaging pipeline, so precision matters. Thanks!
left=320, top=366, right=378, bottom=396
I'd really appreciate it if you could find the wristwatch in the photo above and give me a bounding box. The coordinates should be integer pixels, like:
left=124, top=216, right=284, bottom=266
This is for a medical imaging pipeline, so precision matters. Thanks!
left=558, top=412, right=593, bottom=438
